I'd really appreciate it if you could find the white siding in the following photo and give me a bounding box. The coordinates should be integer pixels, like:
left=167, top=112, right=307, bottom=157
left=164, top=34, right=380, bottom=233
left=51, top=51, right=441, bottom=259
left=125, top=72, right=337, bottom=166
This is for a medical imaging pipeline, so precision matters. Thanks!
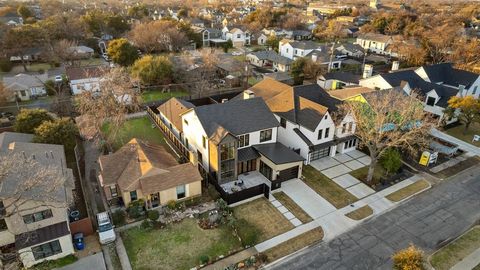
left=70, top=78, right=101, bottom=95
left=181, top=110, right=209, bottom=169
left=237, top=128, right=278, bottom=149
left=359, top=75, right=393, bottom=90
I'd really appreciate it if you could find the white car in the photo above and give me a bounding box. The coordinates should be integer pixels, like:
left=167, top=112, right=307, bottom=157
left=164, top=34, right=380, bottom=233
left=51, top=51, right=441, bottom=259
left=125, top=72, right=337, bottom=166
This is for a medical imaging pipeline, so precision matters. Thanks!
left=102, top=53, right=110, bottom=61
left=231, top=51, right=243, bottom=56
left=97, top=212, right=116, bottom=244
left=54, top=75, right=62, bottom=82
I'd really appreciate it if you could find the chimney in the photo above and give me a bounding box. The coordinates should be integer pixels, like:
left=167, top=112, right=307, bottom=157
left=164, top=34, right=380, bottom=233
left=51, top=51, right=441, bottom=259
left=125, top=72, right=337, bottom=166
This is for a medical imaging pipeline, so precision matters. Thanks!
left=391, top=61, right=400, bottom=71
left=363, top=64, right=373, bottom=79
left=221, top=98, right=228, bottom=103
left=311, top=54, right=318, bottom=62
left=243, top=90, right=255, bottom=100
left=459, top=84, right=466, bottom=96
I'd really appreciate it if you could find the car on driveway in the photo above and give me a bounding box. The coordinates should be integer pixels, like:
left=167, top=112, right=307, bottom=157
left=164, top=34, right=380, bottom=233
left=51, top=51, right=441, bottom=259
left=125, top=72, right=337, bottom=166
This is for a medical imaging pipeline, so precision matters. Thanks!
left=96, top=212, right=116, bottom=244
left=55, top=75, right=63, bottom=82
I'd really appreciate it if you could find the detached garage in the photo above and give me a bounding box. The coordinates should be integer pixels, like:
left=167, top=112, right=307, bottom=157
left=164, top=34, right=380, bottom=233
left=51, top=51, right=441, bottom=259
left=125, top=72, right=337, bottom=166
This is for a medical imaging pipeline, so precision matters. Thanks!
left=253, top=143, right=305, bottom=190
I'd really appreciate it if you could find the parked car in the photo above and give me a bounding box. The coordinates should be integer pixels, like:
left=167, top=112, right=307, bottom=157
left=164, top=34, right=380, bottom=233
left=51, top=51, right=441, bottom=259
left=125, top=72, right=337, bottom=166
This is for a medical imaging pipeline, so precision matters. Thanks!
left=232, top=51, right=242, bottom=56
left=102, top=53, right=110, bottom=61
left=55, top=75, right=63, bottom=82
left=73, top=233, right=85, bottom=250
left=96, top=212, right=116, bottom=244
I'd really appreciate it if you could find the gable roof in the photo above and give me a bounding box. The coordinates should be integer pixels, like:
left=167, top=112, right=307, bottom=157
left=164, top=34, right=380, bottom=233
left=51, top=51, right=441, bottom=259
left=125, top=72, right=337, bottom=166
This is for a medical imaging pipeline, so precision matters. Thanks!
left=157, top=98, right=195, bottom=132
left=357, top=33, right=392, bottom=43
left=99, top=138, right=201, bottom=193
left=248, top=51, right=293, bottom=65
left=328, top=86, right=376, bottom=100
left=253, top=143, right=304, bottom=164
left=193, top=97, right=279, bottom=138
left=322, top=71, right=361, bottom=84
left=3, top=73, right=48, bottom=91
left=248, top=78, right=342, bottom=131
left=65, top=66, right=107, bottom=81
left=281, top=39, right=319, bottom=50
left=418, top=63, right=479, bottom=88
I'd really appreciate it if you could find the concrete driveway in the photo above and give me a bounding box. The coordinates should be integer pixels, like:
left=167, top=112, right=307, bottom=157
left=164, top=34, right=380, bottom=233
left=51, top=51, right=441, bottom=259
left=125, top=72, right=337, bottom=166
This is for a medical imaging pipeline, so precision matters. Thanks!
left=280, top=179, right=336, bottom=219
left=56, top=253, right=106, bottom=270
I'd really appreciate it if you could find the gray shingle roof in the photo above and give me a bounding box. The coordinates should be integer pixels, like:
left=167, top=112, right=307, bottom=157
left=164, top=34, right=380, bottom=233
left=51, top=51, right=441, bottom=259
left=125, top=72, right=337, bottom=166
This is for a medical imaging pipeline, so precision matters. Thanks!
left=249, top=51, right=293, bottom=65
left=238, top=146, right=260, bottom=162
left=421, top=63, right=479, bottom=88
left=194, top=97, right=279, bottom=137
left=15, top=221, right=70, bottom=249
left=253, top=143, right=304, bottom=164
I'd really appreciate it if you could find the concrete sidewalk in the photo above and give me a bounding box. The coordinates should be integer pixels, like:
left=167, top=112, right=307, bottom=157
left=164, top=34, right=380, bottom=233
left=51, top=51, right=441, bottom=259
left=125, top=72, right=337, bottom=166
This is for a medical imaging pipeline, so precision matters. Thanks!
left=451, top=247, right=480, bottom=270
left=431, top=128, right=480, bottom=156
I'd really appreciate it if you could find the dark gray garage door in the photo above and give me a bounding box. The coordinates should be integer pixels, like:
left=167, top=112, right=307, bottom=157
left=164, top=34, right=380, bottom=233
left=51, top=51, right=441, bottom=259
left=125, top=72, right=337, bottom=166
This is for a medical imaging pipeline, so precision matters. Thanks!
left=277, top=166, right=299, bottom=182
left=309, top=147, right=330, bottom=161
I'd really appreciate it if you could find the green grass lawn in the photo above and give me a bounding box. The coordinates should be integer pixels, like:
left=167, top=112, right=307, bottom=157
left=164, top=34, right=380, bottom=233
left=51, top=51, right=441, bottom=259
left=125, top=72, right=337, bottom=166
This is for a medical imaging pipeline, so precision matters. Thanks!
left=444, top=122, right=480, bottom=147
left=32, top=255, right=77, bottom=270
left=141, top=90, right=188, bottom=103
left=302, top=166, right=358, bottom=209
left=234, top=198, right=294, bottom=242
left=101, top=116, right=169, bottom=151
left=345, top=205, right=373, bottom=220
left=77, top=57, right=106, bottom=66
left=430, top=226, right=480, bottom=270
left=122, top=218, right=243, bottom=270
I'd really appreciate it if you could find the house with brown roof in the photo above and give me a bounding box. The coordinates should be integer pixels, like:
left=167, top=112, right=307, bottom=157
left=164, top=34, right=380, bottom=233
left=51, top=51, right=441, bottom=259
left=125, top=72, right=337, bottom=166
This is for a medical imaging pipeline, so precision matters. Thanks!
left=98, top=138, right=202, bottom=208
left=65, top=66, right=108, bottom=95
left=247, top=78, right=359, bottom=163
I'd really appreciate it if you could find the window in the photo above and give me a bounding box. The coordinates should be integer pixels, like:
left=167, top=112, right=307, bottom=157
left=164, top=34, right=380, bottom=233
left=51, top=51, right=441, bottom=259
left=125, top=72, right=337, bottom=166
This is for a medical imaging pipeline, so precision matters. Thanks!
left=0, top=219, right=6, bottom=231
left=20, top=90, right=26, bottom=97
left=294, top=49, right=298, bottom=54
left=342, top=123, right=347, bottom=133
left=220, top=142, right=235, bottom=161
left=324, top=114, right=328, bottom=119
left=238, top=134, right=250, bottom=147
left=237, top=34, right=241, bottom=38
left=184, top=119, right=189, bottom=125
left=130, top=191, right=138, bottom=201
left=185, top=138, right=189, bottom=149
left=176, top=185, right=186, bottom=199
left=325, top=128, right=330, bottom=138
left=23, top=209, right=53, bottom=224
left=260, top=129, right=272, bottom=142
left=426, top=96, right=436, bottom=106
left=286, top=48, right=289, bottom=53
left=317, top=129, right=323, bottom=140
left=109, top=186, right=118, bottom=198
left=32, top=240, right=62, bottom=261
left=202, top=136, right=207, bottom=149
left=280, top=118, right=286, bottom=128
left=197, top=150, right=203, bottom=163
left=473, top=86, right=478, bottom=95
left=220, top=161, right=235, bottom=179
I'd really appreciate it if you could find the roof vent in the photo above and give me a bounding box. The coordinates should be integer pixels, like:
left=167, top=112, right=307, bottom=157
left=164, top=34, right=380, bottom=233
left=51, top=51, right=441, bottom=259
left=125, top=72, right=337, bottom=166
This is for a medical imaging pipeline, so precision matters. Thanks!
left=243, top=90, right=255, bottom=100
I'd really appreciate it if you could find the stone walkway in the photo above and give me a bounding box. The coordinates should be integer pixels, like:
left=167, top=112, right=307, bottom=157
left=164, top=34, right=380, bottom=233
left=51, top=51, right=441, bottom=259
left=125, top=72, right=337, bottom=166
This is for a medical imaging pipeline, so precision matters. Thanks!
left=269, top=195, right=302, bottom=227
left=450, top=246, right=480, bottom=270
left=202, top=248, right=256, bottom=270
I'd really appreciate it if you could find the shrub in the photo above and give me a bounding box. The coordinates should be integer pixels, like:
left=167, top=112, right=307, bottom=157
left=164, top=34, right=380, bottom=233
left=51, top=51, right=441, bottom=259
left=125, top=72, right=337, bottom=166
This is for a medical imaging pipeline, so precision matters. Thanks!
left=147, top=210, right=159, bottom=221
left=127, top=199, right=145, bottom=219
left=236, top=219, right=258, bottom=247
left=380, top=148, right=402, bottom=175
left=0, top=58, right=13, bottom=72
left=392, top=244, right=425, bottom=270
left=166, top=200, right=176, bottom=210
left=140, top=219, right=153, bottom=230
left=199, top=254, right=209, bottom=265
left=112, top=210, right=126, bottom=226
left=45, top=80, right=56, bottom=96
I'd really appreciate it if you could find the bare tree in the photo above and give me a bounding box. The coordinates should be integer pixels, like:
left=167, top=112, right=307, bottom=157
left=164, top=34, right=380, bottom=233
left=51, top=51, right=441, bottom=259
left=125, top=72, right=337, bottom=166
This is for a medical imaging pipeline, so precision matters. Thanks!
left=52, top=39, right=79, bottom=66
left=0, top=82, right=13, bottom=105
left=129, top=20, right=188, bottom=53
left=338, top=89, right=436, bottom=183
left=75, top=67, right=140, bottom=149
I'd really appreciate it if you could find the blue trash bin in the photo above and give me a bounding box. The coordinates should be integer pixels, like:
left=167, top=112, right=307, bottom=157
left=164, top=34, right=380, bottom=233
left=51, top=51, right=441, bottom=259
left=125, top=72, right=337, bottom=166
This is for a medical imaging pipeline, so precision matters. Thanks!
left=73, top=233, right=85, bottom=250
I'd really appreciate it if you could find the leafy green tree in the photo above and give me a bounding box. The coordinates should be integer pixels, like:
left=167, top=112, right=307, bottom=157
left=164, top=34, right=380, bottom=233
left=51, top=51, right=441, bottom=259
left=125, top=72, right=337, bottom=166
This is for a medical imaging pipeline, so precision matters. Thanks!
left=107, top=38, right=139, bottom=66
left=131, top=55, right=173, bottom=85
left=33, top=118, right=79, bottom=155
left=17, top=5, right=33, bottom=20
left=81, top=10, right=107, bottom=37
left=380, top=148, right=402, bottom=175
left=44, top=80, right=56, bottom=96
left=106, top=14, right=130, bottom=37
left=291, top=58, right=307, bottom=85
left=14, top=109, right=54, bottom=134
left=447, top=96, right=480, bottom=134
left=266, top=36, right=280, bottom=51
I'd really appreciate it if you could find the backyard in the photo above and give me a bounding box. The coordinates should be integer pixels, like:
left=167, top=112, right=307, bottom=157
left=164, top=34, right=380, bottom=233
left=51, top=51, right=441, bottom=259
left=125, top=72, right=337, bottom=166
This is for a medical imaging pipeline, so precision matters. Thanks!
left=444, top=122, right=480, bottom=147
left=122, top=218, right=243, bottom=270
left=233, top=198, right=294, bottom=242
left=302, top=166, right=358, bottom=209
left=141, top=90, right=188, bottom=103
left=430, top=226, right=480, bottom=270
left=101, top=116, right=171, bottom=152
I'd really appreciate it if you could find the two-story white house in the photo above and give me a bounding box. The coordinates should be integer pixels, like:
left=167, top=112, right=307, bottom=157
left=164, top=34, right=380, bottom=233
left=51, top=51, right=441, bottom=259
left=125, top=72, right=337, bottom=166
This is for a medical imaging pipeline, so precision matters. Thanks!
left=222, top=27, right=251, bottom=47
left=248, top=78, right=359, bottom=164
left=279, top=39, right=321, bottom=60
left=356, top=33, right=393, bottom=55
left=0, top=132, right=75, bottom=268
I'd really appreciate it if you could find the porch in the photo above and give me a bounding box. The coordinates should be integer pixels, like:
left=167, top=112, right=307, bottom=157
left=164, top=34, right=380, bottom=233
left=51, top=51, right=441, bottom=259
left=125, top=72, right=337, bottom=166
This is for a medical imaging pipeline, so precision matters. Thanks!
left=220, top=171, right=271, bottom=194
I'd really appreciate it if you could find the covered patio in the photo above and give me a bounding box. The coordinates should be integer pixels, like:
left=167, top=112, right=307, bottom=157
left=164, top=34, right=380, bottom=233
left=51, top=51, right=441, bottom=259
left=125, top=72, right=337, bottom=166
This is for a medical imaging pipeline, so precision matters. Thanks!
left=220, top=171, right=271, bottom=194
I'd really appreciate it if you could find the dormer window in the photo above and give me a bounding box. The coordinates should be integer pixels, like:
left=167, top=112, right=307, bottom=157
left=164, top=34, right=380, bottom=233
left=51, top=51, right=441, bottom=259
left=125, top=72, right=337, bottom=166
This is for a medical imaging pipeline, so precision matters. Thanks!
left=426, top=96, right=436, bottom=106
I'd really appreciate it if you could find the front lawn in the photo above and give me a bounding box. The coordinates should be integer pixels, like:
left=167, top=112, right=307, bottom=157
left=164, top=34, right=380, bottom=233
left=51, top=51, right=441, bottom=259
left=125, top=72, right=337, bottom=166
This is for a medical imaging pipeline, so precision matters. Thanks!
left=349, top=164, right=387, bottom=185
left=444, top=122, right=480, bottom=147
left=273, top=192, right=312, bottom=223
left=122, top=218, right=243, bottom=270
left=430, top=226, right=480, bottom=270
left=233, top=198, right=294, bottom=242
left=345, top=205, right=373, bottom=220
left=385, top=180, right=430, bottom=202
left=302, top=166, right=358, bottom=209
left=263, top=227, right=324, bottom=263
left=101, top=116, right=169, bottom=152
left=141, top=90, right=188, bottom=103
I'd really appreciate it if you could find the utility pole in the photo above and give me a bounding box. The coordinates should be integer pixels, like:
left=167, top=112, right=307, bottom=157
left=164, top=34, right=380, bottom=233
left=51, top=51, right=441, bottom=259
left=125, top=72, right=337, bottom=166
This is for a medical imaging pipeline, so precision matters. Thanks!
left=327, top=41, right=336, bottom=73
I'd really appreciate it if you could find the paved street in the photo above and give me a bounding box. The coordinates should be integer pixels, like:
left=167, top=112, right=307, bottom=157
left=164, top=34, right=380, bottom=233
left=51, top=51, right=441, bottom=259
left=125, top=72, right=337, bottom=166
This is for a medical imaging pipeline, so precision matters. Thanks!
left=267, top=166, right=480, bottom=270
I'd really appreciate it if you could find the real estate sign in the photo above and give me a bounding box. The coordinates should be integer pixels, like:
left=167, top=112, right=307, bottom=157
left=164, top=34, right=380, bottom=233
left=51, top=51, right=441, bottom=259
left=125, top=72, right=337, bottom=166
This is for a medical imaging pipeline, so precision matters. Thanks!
left=419, top=151, right=431, bottom=166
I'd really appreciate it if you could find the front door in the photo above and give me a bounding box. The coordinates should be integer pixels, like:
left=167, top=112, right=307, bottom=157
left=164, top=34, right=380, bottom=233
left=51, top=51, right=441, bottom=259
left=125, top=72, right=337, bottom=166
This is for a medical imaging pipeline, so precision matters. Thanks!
left=238, top=159, right=257, bottom=175
left=150, top=192, right=160, bottom=208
